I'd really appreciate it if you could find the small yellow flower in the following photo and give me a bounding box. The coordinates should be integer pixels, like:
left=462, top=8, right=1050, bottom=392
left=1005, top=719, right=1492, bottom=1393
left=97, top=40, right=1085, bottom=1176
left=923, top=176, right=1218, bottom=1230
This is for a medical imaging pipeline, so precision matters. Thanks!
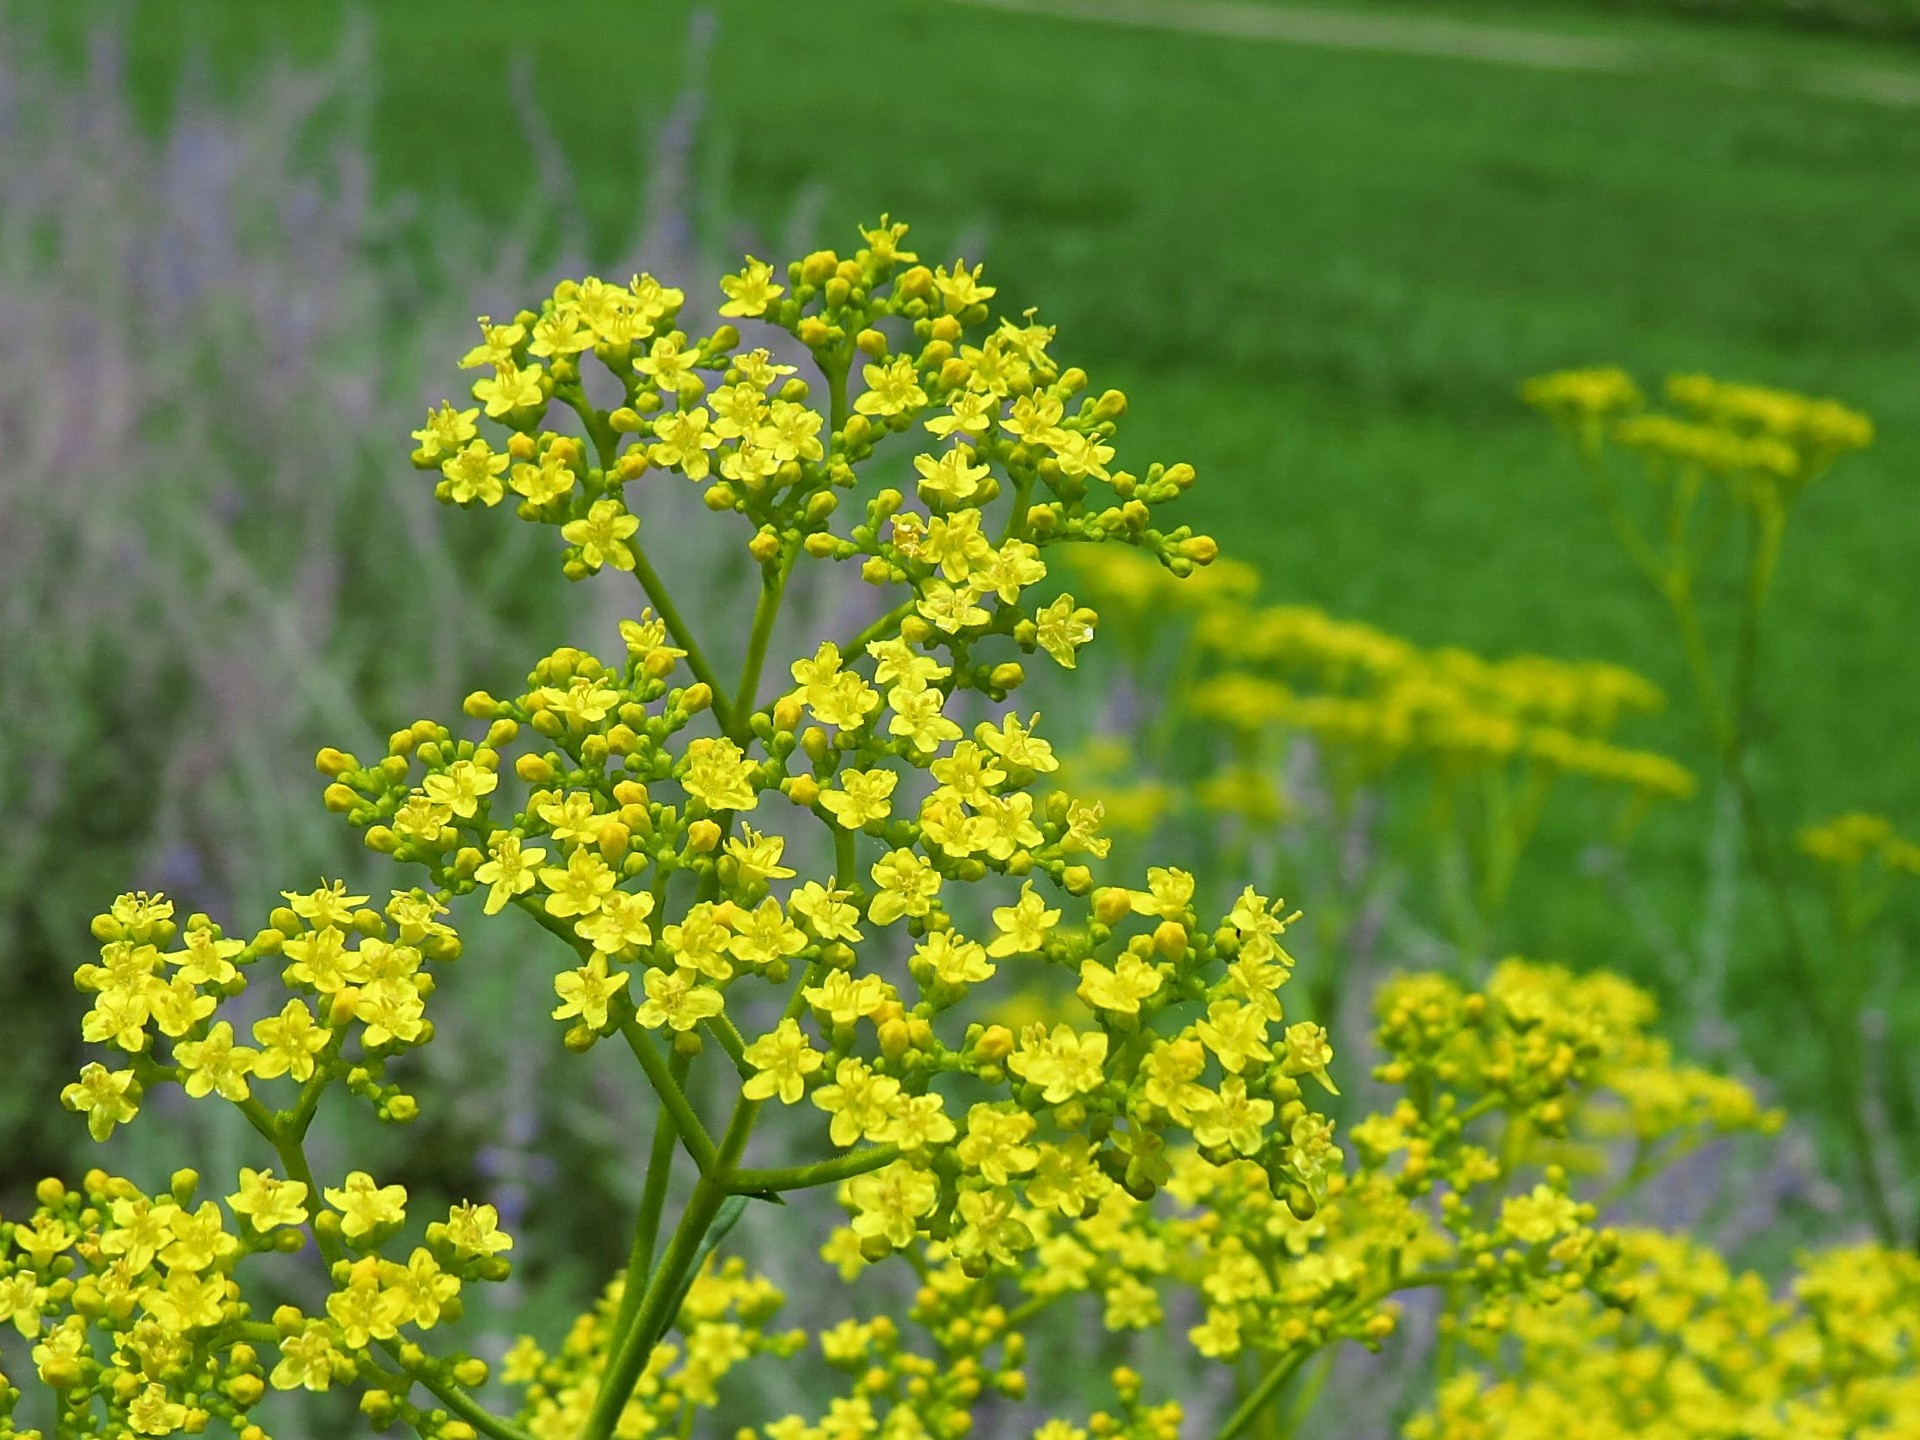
left=719, top=256, right=784, bottom=318
left=228, top=1168, right=308, bottom=1232
left=323, top=1171, right=408, bottom=1241
left=560, top=498, right=641, bottom=573
left=635, top=967, right=724, bottom=1032
left=742, top=1018, right=822, bottom=1104
left=552, top=953, right=630, bottom=1032
left=175, top=1021, right=258, bottom=1102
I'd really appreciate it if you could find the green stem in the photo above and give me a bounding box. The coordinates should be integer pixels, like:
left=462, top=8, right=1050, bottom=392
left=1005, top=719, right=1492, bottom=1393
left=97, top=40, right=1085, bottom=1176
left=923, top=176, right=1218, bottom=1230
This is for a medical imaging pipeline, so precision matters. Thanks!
left=703, top=1011, right=753, bottom=1078
left=629, top=540, right=733, bottom=732
left=841, top=599, right=916, bottom=660
left=734, top=543, right=797, bottom=728
left=826, top=343, right=853, bottom=433
left=725, top=1144, right=901, bottom=1194
left=610, top=1049, right=693, bottom=1347
left=619, top=1020, right=720, bottom=1175
left=579, top=1176, right=732, bottom=1440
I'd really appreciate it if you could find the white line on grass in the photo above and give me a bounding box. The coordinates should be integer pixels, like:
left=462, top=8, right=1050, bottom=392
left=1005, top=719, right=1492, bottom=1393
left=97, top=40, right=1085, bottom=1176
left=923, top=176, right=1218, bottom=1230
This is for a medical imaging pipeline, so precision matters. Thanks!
left=944, top=0, right=1920, bottom=108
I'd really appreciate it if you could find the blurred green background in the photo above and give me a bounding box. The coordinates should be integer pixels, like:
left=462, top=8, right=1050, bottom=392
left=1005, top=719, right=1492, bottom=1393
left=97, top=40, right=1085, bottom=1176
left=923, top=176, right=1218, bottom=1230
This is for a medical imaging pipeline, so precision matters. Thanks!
left=3, top=0, right=1918, bottom=1424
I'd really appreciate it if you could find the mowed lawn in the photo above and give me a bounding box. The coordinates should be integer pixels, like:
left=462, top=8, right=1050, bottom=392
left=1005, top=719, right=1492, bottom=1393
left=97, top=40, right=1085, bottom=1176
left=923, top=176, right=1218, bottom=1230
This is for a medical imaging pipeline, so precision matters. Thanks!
left=60, top=0, right=1920, bottom=973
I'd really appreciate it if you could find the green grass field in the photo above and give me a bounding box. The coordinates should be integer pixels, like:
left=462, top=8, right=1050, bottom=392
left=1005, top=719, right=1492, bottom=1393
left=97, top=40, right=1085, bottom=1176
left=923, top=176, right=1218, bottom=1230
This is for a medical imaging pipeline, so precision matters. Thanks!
left=41, top=0, right=1920, bottom=1025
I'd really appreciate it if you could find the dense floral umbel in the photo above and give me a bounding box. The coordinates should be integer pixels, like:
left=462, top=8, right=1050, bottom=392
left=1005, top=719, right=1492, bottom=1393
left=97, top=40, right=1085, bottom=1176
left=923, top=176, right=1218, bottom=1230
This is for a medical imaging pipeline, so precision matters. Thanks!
left=12, top=224, right=1919, bottom=1440
left=1408, top=1235, right=1920, bottom=1440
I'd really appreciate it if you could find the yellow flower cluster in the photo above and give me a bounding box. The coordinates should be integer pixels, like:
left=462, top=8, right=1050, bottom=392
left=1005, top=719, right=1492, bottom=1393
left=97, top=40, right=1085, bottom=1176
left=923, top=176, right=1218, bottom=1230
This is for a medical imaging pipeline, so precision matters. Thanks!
left=1410, top=1233, right=1920, bottom=1439
left=1075, top=546, right=1690, bottom=805
left=62, top=882, right=460, bottom=1145
left=0, top=1167, right=510, bottom=1440
left=1798, top=811, right=1920, bottom=876
left=17, top=221, right=1916, bottom=1440
left=498, top=1259, right=801, bottom=1439
left=1524, top=367, right=1872, bottom=501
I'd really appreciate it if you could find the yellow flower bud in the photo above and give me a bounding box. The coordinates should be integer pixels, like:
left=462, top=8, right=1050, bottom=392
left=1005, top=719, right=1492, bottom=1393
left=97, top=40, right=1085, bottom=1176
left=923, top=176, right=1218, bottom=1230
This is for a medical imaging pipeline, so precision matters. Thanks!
left=687, top=819, right=722, bottom=853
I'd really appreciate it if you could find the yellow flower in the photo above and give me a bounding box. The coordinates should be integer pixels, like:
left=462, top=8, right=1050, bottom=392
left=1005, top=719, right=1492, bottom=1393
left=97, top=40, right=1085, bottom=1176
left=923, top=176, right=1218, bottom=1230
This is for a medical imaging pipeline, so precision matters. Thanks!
left=956, top=1104, right=1038, bottom=1186
left=439, top=438, right=509, bottom=505
left=726, top=897, right=808, bottom=969
left=1189, top=1077, right=1273, bottom=1156
left=252, top=999, right=330, bottom=1082
left=868, top=848, right=942, bottom=925
left=681, top=736, right=759, bottom=812
left=988, top=883, right=1059, bottom=959
left=932, top=259, right=996, bottom=313
left=472, top=358, right=546, bottom=418
left=560, top=498, right=641, bottom=572
left=228, top=1168, right=308, bottom=1232
left=811, top=1059, right=902, bottom=1147
left=1280, top=1021, right=1339, bottom=1095
left=803, top=971, right=894, bottom=1028
left=475, top=832, right=546, bottom=915
left=887, top=685, right=963, bottom=752
left=1035, top=594, right=1094, bottom=668
left=411, top=402, right=480, bottom=460
left=789, top=882, right=862, bottom=943
left=635, top=967, right=724, bottom=1032
left=847, top=1160, right=939, bottom=1251
left=511, top=448, right=576, bottom=506
left=552, top=954, right=630, bottom=1031
left=915, top=931, right=993, bottom=987
left=283, top=880, right=370, bottom=929
left=1077, top=954, right=1163, bottom=1017
left=539, top=847, right=617, bottom=919
left=1008, top=1026, right=1108, bottom=1105
left=60, top=1062, right=140, bottom=1140
left=422, top=758, right=497, bottom=819
left=820, top=768, right=897, bottom=829
left=854, top=357, right=928, bottom=419
left=978, top=713, right=1058, bottom=772
left=323, top=1171, right=408, bottom=1240
left=576, top=889, right=656, bottom=956
left=1501, top=1184, right=1582, bottom=1245
left=444, top=1202, right=514, bottom=1257
left=719, top=256, right=784, bottom=318
left=913, top=446, right=990, bottom=507
left=175, top=1021, right=258, bottom=1102
left=650, top=407, right=721, bottom=480
left=725, top=826, right=796, bottom=886
left=1129, top=866, right=1195, bottom=920
left=270, top=1320, right=342, bottom=1391
left=742, top=1018, right=823, bottom=1104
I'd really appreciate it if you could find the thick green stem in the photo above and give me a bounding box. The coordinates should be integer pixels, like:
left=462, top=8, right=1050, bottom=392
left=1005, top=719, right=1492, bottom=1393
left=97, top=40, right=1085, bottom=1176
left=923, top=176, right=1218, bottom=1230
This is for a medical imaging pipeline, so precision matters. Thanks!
left=579, top=1177, right=732, bottom=1440
left=609, top=1049, right=693, bottom=1348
